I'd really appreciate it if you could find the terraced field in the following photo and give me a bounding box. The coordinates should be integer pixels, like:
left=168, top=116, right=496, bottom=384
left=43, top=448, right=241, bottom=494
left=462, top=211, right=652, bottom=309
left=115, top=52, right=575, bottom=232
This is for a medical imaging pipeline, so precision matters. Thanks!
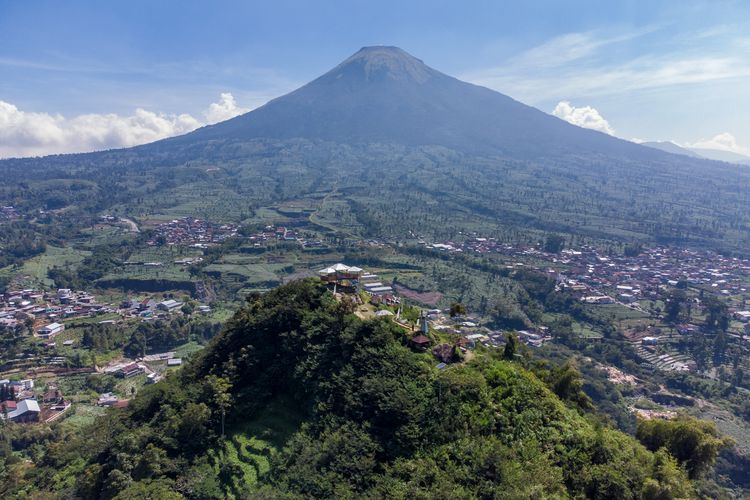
left=207, top=397, right=303, bottom=496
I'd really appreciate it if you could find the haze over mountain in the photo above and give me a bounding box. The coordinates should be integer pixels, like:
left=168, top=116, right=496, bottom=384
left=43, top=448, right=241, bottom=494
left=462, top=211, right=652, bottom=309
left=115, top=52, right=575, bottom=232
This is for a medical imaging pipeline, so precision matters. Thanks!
left=640, top=141, right=703, bottom=159
left=642, top=141, right=750, bottom=165
left=689, top=148, right=750, bottom=165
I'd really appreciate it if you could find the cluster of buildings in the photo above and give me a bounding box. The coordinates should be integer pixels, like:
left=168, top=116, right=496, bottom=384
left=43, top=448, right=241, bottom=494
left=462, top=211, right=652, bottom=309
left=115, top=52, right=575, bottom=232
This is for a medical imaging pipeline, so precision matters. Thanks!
left=244, top=225, right=325, bottom=250
left=553, top=246, right=750, bottom=306
left=391, top=308, right=552, bottom=372
left=0, top=205, right=20, bottom=222
left=419, top=236, right=515, bottom=255
left=143, top=219, right=327, bottom=251
left=0, top=379, right=69, bottom=424
left=318, top=263, right=399, bottom=305
left=0, top=287, right=197, bottom=341
left=118, top=296, right=191, bottom=319
left=0, top=287, right=198, bottom=375
left=0, top=288, right=112, bottom=336
left=146, top=217, right=239, bottom=246
left=316, top=262, right=548, bottom=360
left=424, top=236, right=750, bottom=313
left=427, top=309, right=550, bottom=350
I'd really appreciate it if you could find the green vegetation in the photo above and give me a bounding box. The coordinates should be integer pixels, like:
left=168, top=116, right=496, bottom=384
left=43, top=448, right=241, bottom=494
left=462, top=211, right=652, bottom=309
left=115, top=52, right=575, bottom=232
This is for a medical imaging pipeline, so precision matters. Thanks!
left=637, top=416, right=733, bottom=479
left=0, top=280, right=722, bottom=498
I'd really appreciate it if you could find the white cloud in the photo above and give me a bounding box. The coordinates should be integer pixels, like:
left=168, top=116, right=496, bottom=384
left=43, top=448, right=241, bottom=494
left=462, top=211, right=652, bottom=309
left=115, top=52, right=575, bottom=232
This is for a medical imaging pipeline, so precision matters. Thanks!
left=468, top=54, right=750, bottom=104
left=204, top=92, right=249, bottom=124
left=464, top=27, right=750, bottom=104
left=683, top=132, right=750, bottom=155
left=551, top=101, right=615, bottom=135
left=509, top=28, right=656, bottom=70
left=0, top=93, right=250, bottom=158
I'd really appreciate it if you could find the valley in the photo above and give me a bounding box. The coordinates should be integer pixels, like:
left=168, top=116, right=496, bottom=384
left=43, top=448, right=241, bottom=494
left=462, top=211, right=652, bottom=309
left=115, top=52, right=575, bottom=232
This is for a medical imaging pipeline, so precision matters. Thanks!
left=1, top=45, right=750, bottom=498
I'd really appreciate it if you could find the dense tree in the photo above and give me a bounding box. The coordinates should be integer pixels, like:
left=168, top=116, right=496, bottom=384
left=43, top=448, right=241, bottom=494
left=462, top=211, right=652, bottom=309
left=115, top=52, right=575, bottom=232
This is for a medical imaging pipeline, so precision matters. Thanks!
left=664, top=289, right=689, bottom=324
left=448, top=302, right=466, bottom=318
left=636, top=415, right=733, bottom=479
left=543, top=234, right=566, bottom=254
left=704, top=296, right=730, bottom=332
left=547, top=360, right=592, bottom=409
left=503, top=332, right=519, bottom=360
left=623, top=243, right=644, bottom=257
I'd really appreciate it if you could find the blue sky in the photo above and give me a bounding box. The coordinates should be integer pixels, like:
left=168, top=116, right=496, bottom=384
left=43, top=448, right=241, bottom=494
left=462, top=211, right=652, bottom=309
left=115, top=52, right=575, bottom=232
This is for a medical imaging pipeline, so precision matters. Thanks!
left=1, top=0, right=748, bottom=157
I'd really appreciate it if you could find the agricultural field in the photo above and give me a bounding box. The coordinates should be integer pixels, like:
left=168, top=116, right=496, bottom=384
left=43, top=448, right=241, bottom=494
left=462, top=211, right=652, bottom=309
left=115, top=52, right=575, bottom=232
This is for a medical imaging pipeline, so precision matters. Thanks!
left=60, top=404, right=107, bottom=430
left=14, top=246, right=90, bottom=287
left=208, top=396, right=304, bottom=493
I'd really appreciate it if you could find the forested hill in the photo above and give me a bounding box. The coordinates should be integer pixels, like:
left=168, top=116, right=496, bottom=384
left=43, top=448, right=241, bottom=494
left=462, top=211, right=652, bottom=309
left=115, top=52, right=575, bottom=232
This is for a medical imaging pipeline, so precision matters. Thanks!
left=7, top=279, right=727, bottom=498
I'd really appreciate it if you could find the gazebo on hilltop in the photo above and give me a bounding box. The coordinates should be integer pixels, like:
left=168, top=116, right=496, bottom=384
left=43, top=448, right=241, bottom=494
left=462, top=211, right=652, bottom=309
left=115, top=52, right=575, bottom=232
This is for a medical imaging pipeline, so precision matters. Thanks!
left=318, top=263, right=364, bottom=292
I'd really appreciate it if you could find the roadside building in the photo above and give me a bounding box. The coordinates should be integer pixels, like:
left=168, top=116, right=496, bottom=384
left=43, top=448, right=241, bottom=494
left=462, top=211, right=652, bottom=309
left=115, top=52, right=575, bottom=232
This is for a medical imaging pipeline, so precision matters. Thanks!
left=118, top=363, right=145, bottom=378
left=97, top=393, right=119, bottom=406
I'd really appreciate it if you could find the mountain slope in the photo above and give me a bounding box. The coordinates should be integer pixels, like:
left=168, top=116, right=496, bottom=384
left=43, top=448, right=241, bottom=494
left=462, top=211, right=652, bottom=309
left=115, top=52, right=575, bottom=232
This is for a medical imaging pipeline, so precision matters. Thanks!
left=689, top=147, right=750, bottom=165
left=3, top=46, right=750, bottom=251
left=170, top=46, right=667, bottom=160
left=641, top=141, right=704, bottom=158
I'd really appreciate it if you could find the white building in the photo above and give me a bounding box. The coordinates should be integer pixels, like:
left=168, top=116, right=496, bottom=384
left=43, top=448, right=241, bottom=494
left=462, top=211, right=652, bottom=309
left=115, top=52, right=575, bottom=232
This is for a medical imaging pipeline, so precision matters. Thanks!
left=37, top=322, right=65, bottom=339
left=158, top=299, right=183, bottom=312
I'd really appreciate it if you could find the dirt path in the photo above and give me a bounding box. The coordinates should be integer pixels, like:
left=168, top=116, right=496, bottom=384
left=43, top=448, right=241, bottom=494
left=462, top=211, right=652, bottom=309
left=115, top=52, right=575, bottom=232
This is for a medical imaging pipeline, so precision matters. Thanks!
left=119, top=217, right=140, bottom=233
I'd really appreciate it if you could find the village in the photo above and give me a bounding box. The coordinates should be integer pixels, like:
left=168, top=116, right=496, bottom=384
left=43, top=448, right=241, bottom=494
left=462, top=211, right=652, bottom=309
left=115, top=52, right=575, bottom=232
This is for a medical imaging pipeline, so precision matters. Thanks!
left=416, top=237, right=750, bottom=375
left=0, top=287, right=206, bottom=338
left=2, top=246, right=748, bottom=430
left=246, top=225, right=326, bottom=250
left=0, top=288, right=112, bottom=335
left=0, top=351, right=185, bottom=424
left=430, top=238, right=750, bottom=295
left=425, top=237, right=750, bottom=329
left=139, top=216, right=326, bottom=251
left=0, top=284, right=202, bottom=423
left=145, top=216, right=239, bottom=247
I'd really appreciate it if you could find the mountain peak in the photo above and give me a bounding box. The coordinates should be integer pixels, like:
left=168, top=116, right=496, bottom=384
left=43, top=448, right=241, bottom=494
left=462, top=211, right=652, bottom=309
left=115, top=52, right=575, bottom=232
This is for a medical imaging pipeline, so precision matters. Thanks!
left=328, top=45, right=437, bottom=83
left=180, top=45, right=658, bottom=159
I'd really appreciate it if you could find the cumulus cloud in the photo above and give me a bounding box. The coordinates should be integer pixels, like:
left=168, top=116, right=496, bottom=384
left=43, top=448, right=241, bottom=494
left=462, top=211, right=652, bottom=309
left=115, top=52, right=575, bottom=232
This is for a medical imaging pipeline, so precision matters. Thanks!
left=551, top=101, right=615, bottom=135
left=0, top=93, right=250, bottom=158
left=683, top=132, right=750, bottom=155
left=204, top=92, right=249, bottom=124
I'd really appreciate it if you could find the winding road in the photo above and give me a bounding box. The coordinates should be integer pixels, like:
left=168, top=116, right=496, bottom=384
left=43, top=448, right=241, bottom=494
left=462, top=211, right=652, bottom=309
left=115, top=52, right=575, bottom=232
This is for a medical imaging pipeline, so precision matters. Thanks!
left=119, top=217, right=140, bottom=233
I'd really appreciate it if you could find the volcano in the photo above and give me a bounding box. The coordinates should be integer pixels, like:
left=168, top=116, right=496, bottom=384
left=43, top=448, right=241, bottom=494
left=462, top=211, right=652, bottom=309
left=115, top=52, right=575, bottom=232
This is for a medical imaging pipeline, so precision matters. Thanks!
left=3, top=46, right=749, bottom=251
left=170, top=46, right=658, bottom=160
